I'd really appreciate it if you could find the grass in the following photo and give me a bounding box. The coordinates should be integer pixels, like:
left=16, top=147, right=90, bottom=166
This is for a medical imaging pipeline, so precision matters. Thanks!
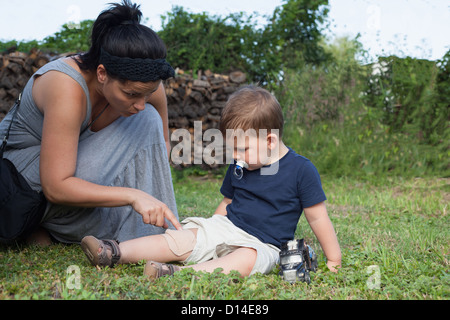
left=0, top=172, right=448, bottom=300
left=282, top=117, right=450, bottom=179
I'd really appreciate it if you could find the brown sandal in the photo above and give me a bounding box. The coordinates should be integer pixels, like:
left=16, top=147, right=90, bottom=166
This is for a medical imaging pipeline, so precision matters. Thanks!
left=81, top=235, right=121, bottom=267
left=144, top=261, right=180, bottom=280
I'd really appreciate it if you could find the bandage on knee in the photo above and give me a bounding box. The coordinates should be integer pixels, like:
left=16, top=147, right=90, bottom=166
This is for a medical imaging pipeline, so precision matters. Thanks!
left=162, top=229, right=197, bottom=257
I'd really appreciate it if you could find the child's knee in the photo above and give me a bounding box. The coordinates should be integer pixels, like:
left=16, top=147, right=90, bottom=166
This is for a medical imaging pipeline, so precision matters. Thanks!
left=236, top=247, right=257, bottom=276
left=162, top=229, right=197, bottom=257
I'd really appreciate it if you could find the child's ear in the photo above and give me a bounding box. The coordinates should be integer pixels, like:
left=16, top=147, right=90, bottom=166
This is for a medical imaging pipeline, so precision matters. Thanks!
left=266, top=132, right=279, bottom=150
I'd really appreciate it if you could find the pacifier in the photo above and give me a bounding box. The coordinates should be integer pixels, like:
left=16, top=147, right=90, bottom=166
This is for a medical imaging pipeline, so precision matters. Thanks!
left=234, top=160, right=248, bottom=180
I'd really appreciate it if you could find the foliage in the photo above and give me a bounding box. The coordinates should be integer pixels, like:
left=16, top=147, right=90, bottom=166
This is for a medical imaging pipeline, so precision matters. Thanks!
left=39, top=20, right=93, bottom=53
left=0, top=40, right=41, bottom=54
left=434, top=50, right=450, bottom=156
left=364, top=54, right=449, bottom=146
left=278, top=38, right=449, bottom=178
left=158, top=0, right=330, bottom=84
left=158, top=6, right=252, bottom=75
left=244, top=0, right=330, bottom=85
left=279, top=36, right=366, bottom=128
left=436, top=50, right=450, bottom=111
left=0, top=20, right=93, bottom=54
left=266, top=0, right=330, bottom=70
left=284, top=114, right=449, bottom=178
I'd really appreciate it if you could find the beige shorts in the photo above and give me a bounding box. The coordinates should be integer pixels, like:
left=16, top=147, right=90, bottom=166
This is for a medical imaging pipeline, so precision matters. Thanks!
left=177, top=215, right=280, bottom=275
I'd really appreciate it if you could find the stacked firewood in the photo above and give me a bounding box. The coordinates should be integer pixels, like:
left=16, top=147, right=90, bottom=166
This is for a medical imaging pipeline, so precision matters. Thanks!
left=166, top=69, right=247, bottom=169
left=165, top=69, right=246, bottom=129
left=0, top=49, right=57, bottom=120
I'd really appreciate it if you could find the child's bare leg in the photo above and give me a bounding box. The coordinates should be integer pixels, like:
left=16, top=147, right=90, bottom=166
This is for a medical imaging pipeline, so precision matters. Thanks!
left=118, top=235, right=177, bottom=264
left=119, top=229, right=198, bottom=264
left=185, top=247, right=257, bottom=277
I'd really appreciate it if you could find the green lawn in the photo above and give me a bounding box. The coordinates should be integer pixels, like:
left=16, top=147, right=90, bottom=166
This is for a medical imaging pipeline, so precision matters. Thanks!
left=0, top=173, right=448, bottom=300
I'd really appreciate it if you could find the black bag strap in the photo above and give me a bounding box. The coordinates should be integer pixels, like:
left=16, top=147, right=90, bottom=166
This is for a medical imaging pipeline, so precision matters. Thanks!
left=1, top=92, right=22, bottom=158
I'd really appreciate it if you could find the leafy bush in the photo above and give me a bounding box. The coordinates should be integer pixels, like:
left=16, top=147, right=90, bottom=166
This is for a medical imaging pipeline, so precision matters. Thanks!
left=279, top=38, right=449, bottom=178
left=158, top=6, right=251, bottom=75
left=434, top=50, right=450, bottom=156
left=279, top=37, right=366, bottom=128
left=266, top=0, right=330, bottom=69
left=0, top=20, right=93, bottom=54
left=0, top=40, right=41, bottom=54
left=364, top=54, right=449, bottom=146
left=40, top=20, right=93, bottom=53
left=158, top=0, right=330, bottom=84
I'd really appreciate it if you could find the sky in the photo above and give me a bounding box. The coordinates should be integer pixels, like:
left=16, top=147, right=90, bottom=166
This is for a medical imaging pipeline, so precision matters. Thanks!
left=0, top=0, right=449, bottom=62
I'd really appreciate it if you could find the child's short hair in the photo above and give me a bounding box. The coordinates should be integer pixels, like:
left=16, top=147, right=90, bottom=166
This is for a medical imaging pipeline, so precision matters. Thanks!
left=219, top=85, right=284, bottom=137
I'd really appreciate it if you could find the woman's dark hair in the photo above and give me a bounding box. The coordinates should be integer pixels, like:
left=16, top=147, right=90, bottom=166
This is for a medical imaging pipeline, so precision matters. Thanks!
left=75, top=0, right=167, bottom=73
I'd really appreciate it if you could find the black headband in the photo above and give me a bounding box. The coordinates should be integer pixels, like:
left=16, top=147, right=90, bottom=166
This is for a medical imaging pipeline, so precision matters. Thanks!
left=99, top=48, right=175, bottom=82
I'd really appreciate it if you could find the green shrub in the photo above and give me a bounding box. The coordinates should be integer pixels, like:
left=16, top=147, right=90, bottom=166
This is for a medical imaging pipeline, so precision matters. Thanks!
left=279, top=39, right=449, bottom=178
left=158, top=0, right=330, bottom=84
left=0, top=20, right=93, bottom=54
left=158, top=6, right=250, bottom=75
left=40, top=20, right=93, bottom=53
left=279, top=37, right=366, bottom=128
left=364, top=54, right=449, bottom=146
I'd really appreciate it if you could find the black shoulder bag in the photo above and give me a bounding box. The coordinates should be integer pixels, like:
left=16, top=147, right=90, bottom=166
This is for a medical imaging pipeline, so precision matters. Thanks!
left=0, top=93, right=47, bottom=242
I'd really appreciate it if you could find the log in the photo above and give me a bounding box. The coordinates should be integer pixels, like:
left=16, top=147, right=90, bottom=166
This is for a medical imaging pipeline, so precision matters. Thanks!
left=229, top=71, right=246, bottom=84
left=0, top=49, right=64, bottom=120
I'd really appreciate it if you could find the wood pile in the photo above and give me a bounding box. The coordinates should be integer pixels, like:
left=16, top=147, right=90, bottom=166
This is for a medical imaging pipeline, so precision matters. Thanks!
left=166, top=69, right=247, bottom=169
left=0, top=49, right=58, bottom=120
left=0, top=50, right=248, bottom=169
left=165, top=69, right=246, bottom=129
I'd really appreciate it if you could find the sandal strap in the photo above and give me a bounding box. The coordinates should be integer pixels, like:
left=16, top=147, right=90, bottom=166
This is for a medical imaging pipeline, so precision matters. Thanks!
left=102, top=239, right=121, bottom=267
left=166, top=264, right=175, bottom=276
left=153, top=262, right=177, bottom=277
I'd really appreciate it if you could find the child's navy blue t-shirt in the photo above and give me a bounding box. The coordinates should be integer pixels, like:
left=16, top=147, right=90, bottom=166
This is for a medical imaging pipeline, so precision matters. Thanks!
left=220, top=147, right=326, bottom=248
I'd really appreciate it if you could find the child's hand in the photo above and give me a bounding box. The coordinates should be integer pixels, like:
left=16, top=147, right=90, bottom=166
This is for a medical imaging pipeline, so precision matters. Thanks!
left=327, top=260, right=341, bottom=273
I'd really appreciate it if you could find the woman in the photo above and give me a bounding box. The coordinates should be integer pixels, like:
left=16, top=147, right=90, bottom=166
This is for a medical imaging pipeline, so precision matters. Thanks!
left=0, top=0, right=181, bottom=245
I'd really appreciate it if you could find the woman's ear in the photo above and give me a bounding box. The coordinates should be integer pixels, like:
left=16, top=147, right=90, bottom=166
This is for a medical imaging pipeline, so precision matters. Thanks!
left=97, top=64, right=108, bottom=84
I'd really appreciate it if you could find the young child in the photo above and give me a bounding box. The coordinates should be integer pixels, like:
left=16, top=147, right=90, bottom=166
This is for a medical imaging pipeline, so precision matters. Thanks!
left=81, top=85, right=341, bottom=279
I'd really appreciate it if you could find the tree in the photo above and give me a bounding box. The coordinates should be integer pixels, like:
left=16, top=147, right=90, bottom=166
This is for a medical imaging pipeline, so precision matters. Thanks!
left=158, top=1, right=330, bottom=84
left=158, top=6, right=250, bottom=75
left=267, top=0, right=330, bottom=69
left=40, top=20, right=93, bottom=53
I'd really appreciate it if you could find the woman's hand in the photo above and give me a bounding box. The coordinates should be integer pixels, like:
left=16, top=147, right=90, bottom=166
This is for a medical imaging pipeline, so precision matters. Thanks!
left=131, top=189, right=182, bottom=230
